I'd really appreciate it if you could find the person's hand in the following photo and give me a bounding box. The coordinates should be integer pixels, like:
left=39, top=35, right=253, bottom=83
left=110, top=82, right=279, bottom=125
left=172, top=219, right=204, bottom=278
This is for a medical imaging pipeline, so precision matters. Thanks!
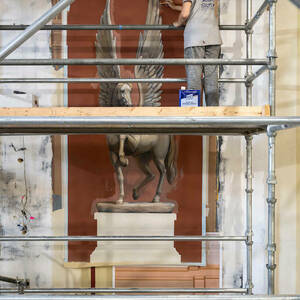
left=173, top=21, right=181, bottom=27
left=160, top=0, right=181, bottom=11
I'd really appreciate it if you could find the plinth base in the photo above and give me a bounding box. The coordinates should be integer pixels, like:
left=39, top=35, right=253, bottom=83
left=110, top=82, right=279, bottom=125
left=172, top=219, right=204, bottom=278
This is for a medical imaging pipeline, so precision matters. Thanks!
left=90, top=212, right=181, bottom=265
left=96, top=202, right=175, bottom=213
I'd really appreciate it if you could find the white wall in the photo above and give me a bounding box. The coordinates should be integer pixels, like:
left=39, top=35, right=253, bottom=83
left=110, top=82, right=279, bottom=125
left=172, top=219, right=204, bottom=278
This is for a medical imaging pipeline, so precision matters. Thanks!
left=219, top=0, right=269, bottom=293
left=275, top=0, right=300, bottom=294
left=0, top=0, right=62, bottom=289
left=219, top=0, right=300, bottom=294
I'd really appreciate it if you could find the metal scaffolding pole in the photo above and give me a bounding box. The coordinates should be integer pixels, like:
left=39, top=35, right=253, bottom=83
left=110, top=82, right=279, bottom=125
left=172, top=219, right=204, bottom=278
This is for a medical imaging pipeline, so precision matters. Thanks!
left=246, top=0, right=269, bottom=30
left=0, top=78, right=246, bottom=84
left=0, top=0, right=75, bottom=62
left=246, top=65, right=268, bottom=84
left=0, top=236, right=246, bottom=242
left=0, top=24, right=245, bottom=31
left=266, top=127, right=277, bottom=295
left=0, top=295, right=299, bottom=300
left=245, top=135, right=254, bottom=294
left=0, top=58, right=269, bottom=66
left=245, top=0, right=254, bottom=295
left=0, top=288, right=247, bottom=295
left=0, top=276, right=29, bottom=288
left=0, top=117, right=299, bottom=136
left=267, top=0, right=277, bottom=295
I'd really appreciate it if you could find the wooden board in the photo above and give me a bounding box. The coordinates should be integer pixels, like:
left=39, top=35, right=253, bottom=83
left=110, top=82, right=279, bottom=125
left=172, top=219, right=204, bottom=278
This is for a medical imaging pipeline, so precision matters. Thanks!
left=0, top=105, right=270, bottom=117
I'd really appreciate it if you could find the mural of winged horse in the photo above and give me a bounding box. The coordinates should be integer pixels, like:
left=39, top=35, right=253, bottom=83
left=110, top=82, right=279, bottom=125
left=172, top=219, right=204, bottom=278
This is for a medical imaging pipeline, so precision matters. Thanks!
left=96, top=0, right=176, bottom=204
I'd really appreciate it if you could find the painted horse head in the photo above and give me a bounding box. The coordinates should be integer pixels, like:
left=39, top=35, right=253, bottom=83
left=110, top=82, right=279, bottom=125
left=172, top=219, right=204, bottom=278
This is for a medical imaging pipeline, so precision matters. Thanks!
left=112, top=83, right=133, bottom=107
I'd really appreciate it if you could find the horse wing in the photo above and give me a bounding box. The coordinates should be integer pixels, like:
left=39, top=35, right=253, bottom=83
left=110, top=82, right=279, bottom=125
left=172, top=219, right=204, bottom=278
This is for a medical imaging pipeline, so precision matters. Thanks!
left=95, top=0, right=120, bottom=107
left=134, top=0, right=164, bottom=107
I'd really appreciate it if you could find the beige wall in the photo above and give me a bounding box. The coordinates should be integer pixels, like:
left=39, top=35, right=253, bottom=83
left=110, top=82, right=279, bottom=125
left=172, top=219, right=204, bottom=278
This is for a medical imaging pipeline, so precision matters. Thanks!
left=296, top=5, right=300, bottom=293
left=276, top=0, right=300, bottom=294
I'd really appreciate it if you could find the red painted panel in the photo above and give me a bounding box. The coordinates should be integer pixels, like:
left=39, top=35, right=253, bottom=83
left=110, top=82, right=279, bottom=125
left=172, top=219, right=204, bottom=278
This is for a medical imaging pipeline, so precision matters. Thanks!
left=67, top=0, right=203, bottom=263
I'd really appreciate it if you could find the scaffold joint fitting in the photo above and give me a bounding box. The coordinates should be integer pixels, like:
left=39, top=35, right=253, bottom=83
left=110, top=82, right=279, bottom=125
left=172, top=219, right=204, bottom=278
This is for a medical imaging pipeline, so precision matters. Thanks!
left=245, top=188, right=254, bottom=194
left=245, top=172, right=253, bottom=180
left=267, top=197, right=277, bottom=205
left=246, top=281, right=254, bottom=290
left=245, top=26, right=254, bottom=35
left=246, top=238, right=253, bottom=246
left=267, top=243, right=277, bottom=252
left=267, top=63, right=278, bottom=71
left=245, top=78, right=253, bottom=87
left=267, top=175, right=277, bottom=185
left=267, top=49, right=278, bottom=59
left=266, top=263, right=277, bottom=271
left=267, top=126, right=278, bottom=137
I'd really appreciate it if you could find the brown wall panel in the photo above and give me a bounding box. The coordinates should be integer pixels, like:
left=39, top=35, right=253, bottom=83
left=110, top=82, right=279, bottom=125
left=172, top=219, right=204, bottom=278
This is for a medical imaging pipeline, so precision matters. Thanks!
left=67, top=0, right=203, bottom=263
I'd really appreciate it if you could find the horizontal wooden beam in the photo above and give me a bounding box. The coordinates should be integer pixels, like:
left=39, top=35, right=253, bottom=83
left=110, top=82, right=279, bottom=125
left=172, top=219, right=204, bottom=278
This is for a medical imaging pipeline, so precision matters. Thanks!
left=0, top=106, right=270, bottom=117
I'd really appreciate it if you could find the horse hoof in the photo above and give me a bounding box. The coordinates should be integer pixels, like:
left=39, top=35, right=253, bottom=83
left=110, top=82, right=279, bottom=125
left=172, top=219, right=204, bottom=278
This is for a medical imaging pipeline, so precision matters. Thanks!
left=116, top=198, right=124, bottom=204
left=152, top=195, right=160, bottom=203
left=132, top=189, right=139, bottom=200
left=119, top=157, right=129, bottom=167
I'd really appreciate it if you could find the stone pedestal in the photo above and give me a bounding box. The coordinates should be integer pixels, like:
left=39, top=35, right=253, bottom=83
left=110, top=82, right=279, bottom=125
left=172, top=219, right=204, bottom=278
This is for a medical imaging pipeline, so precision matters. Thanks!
left=90, top=212, right=181, bottom=265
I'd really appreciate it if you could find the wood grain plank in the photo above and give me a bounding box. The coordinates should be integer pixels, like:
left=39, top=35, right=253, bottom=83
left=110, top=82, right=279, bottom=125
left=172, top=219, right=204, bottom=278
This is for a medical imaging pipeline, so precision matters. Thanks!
left=0, top=106, right=270, bottom=117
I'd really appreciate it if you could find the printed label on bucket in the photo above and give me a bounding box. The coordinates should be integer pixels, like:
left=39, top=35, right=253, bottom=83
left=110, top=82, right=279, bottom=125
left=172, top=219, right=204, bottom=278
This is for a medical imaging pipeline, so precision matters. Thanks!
left=179, top=89, right=201, bottom=107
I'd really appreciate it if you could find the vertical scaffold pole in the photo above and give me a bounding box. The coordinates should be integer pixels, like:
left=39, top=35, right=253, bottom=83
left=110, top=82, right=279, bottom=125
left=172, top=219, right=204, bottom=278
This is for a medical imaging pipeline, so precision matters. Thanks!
left=267, top=0, right=277, bottom=295
left=245, top=0, right=254, bottom=295
left=245, top=135, right=254, bottom=295
left=267, top=127, right=277, bottom=295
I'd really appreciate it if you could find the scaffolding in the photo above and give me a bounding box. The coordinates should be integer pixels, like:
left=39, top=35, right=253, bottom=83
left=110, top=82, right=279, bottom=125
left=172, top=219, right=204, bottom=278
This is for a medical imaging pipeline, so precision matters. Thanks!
left=0, top=0, right=299, bottom=298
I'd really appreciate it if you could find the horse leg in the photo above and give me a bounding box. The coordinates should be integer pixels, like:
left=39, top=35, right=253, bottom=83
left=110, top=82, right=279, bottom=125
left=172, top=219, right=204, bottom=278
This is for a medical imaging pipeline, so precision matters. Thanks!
left=110, top=151, right=125, bottom=204
left=119, top=135, right=129, bottom=167
left=132, top=154, right=155, bottom=200
left=152, top=157, right=166, bottom=203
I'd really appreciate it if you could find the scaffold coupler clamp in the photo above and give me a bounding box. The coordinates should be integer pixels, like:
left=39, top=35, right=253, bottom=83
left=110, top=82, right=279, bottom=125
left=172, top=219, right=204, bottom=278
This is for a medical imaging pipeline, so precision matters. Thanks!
left=267, top=125, right=278, bottom=137
left=17, top=278, right=29, bottom=294
left=266, top=243, right=277, bottom=271
left=267, top=48, right=277, bottom=71
left=246, top=280, right=254, bottom=292
left=246, top=232, right=254, bottom=246
left=245, top=75, right=254, bottom=88
left=244, top=22, right=254, bottom=35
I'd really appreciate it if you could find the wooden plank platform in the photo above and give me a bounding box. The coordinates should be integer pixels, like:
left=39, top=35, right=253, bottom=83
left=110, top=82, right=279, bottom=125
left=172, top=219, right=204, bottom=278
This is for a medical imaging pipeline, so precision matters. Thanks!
left=0, top=105, right=278, bottom=135
left=0, top=105, right=270, bottom=117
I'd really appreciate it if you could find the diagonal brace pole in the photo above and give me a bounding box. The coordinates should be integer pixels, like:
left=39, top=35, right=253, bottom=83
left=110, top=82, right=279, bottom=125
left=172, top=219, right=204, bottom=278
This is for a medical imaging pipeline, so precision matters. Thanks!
left=246, top=0, right=269, bottom=30
left=0, top=0, right=75, bottom=62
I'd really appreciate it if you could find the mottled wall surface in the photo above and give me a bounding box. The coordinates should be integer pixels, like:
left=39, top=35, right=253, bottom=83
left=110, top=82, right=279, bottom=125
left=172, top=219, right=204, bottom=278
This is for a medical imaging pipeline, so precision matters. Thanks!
left=0, top=0, right=56, bottom=289
left=218, top=0, right=269, bottom=293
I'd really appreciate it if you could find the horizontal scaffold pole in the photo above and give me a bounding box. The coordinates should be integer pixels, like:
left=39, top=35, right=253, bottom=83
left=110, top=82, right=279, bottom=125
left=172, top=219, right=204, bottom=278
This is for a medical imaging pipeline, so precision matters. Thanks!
left=0, top=235, right=246, bottom=242
left=0, top=0, right=75, bottom=61
left=0, top=288, right=247, bottom=294
left=0, top=24, right=246, bottom=31
left=0, top=78, right=245, bottom=84
left=0, top=58, right=269, bottom=66
left=0, top=294, right=299, bottom=299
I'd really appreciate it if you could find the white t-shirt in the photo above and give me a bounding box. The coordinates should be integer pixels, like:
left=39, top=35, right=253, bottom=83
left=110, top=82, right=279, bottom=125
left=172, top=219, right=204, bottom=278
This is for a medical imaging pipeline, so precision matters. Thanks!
left=183, top=0, right=222, bottom=49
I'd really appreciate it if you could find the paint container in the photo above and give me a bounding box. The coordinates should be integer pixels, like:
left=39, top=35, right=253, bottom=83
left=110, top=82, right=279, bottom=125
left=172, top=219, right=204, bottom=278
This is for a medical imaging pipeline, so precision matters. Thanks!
left=179, top=87, right=201, bottom=107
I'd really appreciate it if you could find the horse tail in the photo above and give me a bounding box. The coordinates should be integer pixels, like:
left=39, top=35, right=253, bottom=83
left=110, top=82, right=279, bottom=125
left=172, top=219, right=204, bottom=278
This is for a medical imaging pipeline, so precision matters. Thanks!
left=165, top=135, right=177, bottom=184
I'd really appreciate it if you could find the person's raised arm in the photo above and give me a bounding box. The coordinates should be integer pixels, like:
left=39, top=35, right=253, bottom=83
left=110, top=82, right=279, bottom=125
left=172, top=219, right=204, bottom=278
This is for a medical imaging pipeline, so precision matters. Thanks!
left=173, top=1, right=192, bottom=27
left=160, top=0, right=182, bottom=11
